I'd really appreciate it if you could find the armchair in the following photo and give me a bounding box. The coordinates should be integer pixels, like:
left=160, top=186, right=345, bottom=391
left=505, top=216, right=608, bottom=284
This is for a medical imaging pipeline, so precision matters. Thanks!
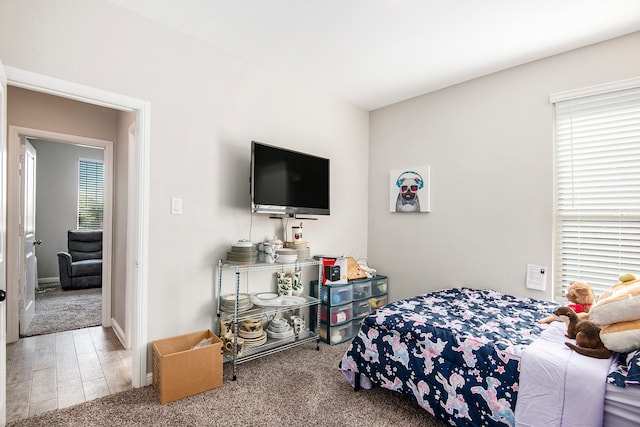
left=57, top=229, right=103, bottom=290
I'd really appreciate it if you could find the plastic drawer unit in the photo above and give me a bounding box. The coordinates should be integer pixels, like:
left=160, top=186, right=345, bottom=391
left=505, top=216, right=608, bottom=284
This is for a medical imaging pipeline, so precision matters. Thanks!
left=310, top=280, right=353, bottom=306
left=351, top=279, right=371, bottom=300
left=370, top=294, right=388, bottom=311
left=352, top=299, right=371, bottom=319
left=318, top=321, right=352, bottom=345
left=370, top=276, right=388, bottom=297
left=351, top=318, right=365, bottom=337
left=318, top=303, right=352, bottom=325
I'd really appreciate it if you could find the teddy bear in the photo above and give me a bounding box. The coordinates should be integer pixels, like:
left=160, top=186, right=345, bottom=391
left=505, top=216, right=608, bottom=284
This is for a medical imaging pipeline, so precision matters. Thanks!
left=539, top=281, right=595, bottom=324
left=565, top=280, right=595, bottom=314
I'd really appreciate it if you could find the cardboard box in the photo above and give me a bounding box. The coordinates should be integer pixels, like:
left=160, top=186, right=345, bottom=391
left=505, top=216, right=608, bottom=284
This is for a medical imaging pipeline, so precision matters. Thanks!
left=152, top=329, right=223, bottom=404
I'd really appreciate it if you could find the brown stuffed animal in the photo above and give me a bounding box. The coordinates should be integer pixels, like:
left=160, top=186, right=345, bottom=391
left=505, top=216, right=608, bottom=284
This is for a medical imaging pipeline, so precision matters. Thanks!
left=539, top=281, right=595, bottom=324
left=565, top=281, right=595, bottom=314
left=554, top=306, right=611, bottom=359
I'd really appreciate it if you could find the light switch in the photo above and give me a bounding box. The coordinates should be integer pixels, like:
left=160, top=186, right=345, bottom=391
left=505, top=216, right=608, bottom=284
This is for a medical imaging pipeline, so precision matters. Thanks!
left=171, top=198, right=183, bottom=215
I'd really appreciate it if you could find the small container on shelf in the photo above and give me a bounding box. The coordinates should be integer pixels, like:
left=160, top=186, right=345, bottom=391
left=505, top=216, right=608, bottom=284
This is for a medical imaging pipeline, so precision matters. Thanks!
left=370, top=294, right=388, bottom=311
left=351, top=280, right=371, bottom=300
left=310, top=280, right=353, bottom=306
left=318, top=303, right=352, bottom=325
left=370, top=276, right=388, bottom=297
left=318, top=321, right=352, bottom=345
left=352, top=299, right=371, bottom=319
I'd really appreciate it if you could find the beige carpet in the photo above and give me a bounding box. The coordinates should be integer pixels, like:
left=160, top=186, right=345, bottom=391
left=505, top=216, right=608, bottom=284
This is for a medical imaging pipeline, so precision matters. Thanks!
left=23, top=285, right=101, bottom=337
left=8, top=340, right=447, bottom=427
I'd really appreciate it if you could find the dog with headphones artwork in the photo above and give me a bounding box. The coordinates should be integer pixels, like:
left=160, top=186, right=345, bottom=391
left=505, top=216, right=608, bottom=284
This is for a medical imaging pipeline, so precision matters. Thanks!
left=395, top=170, right=425, bottom=212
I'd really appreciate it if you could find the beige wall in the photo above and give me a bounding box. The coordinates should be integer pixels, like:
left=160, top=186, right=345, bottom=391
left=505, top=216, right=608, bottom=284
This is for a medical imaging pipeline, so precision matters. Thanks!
left=0, top=0, right=370, bottom=357
left=8, top=86, right=118, bottom=140
left=368, top=32, right=640, bottom=302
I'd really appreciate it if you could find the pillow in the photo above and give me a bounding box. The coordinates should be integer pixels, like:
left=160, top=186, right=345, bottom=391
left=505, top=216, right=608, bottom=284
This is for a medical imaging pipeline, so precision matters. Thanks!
left=599, top=319, right=640, bottom=353
left=589, top=279, right=640, bottom=325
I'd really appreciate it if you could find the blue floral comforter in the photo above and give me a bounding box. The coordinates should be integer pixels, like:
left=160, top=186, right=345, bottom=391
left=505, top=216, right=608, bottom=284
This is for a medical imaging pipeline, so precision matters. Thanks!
left=339, top=287, right=558, bottom=427
left=608, top=350, right=640, bottom=387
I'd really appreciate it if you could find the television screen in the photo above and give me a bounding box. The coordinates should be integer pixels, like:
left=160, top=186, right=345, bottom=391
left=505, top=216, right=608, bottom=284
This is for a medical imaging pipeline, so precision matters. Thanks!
left=251, top=141, right=330, bottom=216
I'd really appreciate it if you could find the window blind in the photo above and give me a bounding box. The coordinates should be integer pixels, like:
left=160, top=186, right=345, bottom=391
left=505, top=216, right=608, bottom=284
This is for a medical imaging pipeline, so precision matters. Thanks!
left=78, top=159, right=104, bottom=230
left=554, top=86, right=640, bottom=299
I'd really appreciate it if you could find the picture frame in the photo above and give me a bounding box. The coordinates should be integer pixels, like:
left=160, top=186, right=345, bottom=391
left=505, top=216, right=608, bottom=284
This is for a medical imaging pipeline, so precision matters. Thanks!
left=389, top=166, right=430, bottom=213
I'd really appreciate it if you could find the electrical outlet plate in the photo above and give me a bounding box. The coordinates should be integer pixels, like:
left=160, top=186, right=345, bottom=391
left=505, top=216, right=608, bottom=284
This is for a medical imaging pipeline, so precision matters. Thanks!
left=171, top=198, right=183, bottom=215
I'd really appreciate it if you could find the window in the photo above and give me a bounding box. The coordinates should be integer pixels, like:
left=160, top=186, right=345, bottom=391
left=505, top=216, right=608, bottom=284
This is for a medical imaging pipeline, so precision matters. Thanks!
left=78, top=159, right=104, bottom=230
left=552, top=83, right=640, bottom=299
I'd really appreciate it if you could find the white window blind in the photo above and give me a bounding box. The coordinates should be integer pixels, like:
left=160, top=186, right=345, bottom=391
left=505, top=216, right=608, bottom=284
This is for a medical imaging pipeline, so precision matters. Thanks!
left=78, top=159, right=104, bottom=230
left=554, top=86, right=640, bottom=299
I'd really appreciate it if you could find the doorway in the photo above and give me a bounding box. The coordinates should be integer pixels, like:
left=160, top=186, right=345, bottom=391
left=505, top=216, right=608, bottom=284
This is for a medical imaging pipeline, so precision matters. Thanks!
left=4, top=66, right=150, bottom=394
left=7, top=126, right=114, bottom=341
left=21, top=136, right=107, bottom=337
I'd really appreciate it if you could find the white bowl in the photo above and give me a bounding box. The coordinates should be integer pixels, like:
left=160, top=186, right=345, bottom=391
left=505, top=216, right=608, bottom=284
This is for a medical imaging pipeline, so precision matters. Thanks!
left=276, top=248, right=297, bottom=255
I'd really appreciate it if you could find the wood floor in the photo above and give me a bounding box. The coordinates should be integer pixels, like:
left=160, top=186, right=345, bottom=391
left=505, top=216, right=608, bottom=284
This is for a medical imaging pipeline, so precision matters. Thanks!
left=6, top=326, right=131, bottom=423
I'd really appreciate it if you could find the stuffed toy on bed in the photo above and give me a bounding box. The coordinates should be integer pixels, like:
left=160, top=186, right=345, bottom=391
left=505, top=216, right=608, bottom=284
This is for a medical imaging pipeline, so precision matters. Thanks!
left=539, top=281, right=595, bottom=324
left=589, top=273, right=640, bottom=353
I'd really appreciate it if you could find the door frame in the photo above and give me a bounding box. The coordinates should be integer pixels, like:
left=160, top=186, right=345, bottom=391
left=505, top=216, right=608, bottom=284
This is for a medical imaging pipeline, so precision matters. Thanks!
left=5, top=66, right=150, bottom=388
left=7, top=128, right=114, bottom=339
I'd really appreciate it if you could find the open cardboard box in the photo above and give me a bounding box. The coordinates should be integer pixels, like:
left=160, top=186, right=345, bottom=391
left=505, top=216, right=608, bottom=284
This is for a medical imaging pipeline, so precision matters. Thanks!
left=152, top=329, right=223, bottom=404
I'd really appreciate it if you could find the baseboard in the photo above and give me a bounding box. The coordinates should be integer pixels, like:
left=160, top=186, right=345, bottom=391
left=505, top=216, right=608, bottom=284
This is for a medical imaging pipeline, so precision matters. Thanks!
left=146, top=372, right=153, bottom=386
left=38, top=277, right=59, bottom=285
left=111, top=318, right=128, bottom=349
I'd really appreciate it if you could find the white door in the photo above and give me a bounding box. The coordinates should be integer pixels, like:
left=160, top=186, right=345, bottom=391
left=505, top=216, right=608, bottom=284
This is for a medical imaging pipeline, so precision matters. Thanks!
left=0, top=57, right=9, bottom=426
left=19, top=140, right=37, bottom=335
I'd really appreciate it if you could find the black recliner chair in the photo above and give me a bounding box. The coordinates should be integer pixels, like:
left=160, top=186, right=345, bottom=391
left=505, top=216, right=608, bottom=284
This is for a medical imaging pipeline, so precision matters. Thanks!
left=57, top=230, right=103, bottom=290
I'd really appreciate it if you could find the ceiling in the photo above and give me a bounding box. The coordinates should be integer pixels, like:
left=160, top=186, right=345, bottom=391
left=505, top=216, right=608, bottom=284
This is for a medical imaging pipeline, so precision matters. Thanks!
left=106, top=0, right=640, bottom=111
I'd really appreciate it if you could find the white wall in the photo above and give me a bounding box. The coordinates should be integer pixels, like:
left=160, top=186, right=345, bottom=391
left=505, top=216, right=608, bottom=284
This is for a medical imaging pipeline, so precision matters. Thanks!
left=369, top=32, right=640, bottom=303
left=0, top=0, right=370, bottom=347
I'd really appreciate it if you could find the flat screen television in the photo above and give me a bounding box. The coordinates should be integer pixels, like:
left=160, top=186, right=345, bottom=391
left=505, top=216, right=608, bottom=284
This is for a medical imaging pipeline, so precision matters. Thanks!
left=251, top=141, right=330, bottom=216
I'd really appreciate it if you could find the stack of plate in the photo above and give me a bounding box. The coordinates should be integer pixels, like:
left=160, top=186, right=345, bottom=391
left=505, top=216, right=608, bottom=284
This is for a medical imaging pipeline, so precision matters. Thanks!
left=220, top=293, right=253, bottom=314
left=276, top=248, right=298, bottom=264
left=284, top=243, right=311, bottom=260
left=238, top=317, right=267, bottom=347
left=226, top=241, right=257, bottom=264
left=250, top=292, right=282, bottom=307
left=266, top=318, right=294, bottom=340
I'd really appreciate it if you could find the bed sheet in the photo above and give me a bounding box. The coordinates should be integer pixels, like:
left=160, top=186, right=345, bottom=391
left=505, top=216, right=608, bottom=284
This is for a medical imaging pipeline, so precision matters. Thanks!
left=339, top=287, right=557, bottom=427
left=514, top=321, right=614, bottom=427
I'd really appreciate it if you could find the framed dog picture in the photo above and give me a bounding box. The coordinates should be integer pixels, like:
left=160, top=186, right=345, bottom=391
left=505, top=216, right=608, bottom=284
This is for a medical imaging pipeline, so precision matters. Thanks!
left=389, top=166, right=431, bottom=213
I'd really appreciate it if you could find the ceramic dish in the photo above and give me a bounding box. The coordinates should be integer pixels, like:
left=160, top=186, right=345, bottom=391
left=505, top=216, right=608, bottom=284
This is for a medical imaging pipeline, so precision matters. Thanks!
left=242, top=332, right=267, bottom=347
left=238, top=328, right=264, bottom=339
left=276, top=248, right=297, bottom=255
left=268, top=327, right=290, bottom=334
left=266, top=329, right=294, bottom=339
left=251, top=292, right=282, bottom=306
left=280, top=296, right=306, bottom=306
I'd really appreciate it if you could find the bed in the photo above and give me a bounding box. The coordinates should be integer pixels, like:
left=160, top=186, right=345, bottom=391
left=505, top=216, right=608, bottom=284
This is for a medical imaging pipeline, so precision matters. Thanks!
left=338, top=287, right=640, bottom=427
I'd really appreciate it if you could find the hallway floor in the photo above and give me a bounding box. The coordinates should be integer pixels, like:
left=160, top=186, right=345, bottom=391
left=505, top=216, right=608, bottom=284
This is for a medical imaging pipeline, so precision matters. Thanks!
left=6, top=326, right=131, bottom=423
